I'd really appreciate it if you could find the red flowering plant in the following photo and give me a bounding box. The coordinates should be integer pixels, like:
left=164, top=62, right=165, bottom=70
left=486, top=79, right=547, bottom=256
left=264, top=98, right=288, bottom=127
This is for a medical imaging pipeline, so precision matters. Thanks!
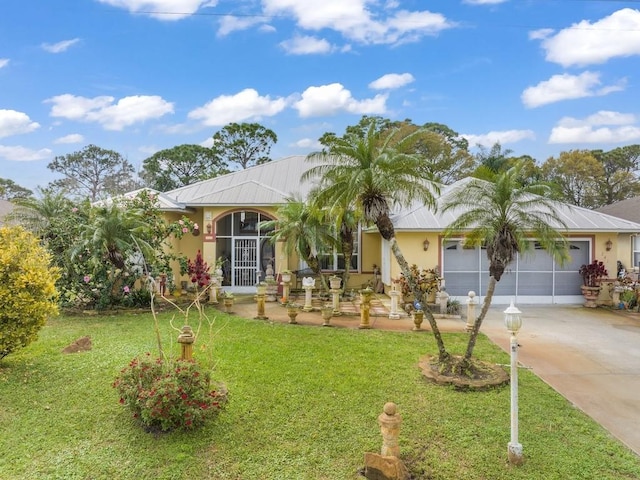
left=113, top=353, right=225, bottom=432
left=579, top=260, right=609, bottom=287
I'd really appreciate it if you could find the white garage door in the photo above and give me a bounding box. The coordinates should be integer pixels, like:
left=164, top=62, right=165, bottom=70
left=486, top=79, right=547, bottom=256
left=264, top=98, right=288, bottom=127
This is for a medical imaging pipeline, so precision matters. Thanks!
left=442, top=239, right=590, bottom=304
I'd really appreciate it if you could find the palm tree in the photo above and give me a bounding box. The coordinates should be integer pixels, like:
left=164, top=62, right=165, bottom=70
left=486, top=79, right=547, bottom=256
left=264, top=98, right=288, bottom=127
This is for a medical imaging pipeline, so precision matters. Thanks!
left=74, top=202, right=154, bottom=271
left=304, top=124, right=449, bottom=361
left=441, top=162, right=570, bottom=367
left=260, top=196, right=333, bottom=290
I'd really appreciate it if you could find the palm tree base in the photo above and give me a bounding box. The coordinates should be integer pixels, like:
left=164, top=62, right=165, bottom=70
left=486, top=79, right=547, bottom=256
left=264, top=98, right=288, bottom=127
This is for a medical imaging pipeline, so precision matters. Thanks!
left=418, top=354, right=509, bottom=390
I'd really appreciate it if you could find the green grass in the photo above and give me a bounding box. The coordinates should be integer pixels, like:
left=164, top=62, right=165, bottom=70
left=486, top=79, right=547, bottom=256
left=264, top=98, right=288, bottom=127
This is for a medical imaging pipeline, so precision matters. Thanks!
left=1, top=308, right=639, bottom=479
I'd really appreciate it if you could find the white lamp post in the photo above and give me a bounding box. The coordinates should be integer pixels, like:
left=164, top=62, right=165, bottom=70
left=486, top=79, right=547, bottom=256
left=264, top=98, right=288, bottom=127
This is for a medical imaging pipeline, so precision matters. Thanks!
left=504, top=300, right=524, bottom=466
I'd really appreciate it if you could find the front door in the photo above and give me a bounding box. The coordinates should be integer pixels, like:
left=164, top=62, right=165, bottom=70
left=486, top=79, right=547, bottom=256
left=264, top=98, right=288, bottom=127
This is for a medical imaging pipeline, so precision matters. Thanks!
left=233, top=238, right=258, bottom=288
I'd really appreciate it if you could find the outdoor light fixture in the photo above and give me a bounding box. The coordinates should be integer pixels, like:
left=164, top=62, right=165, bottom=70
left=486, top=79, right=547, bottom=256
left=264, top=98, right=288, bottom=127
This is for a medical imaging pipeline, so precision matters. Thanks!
left=423, top=238, right=430, bottom=251
left=605, top=239, right=613, bottom=251
left=504, top=299, right=524, bottom=465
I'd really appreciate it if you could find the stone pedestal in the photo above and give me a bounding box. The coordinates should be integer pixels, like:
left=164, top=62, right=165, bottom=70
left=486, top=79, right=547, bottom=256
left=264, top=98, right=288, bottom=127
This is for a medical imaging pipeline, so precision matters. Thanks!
left=209, top=277, right=219, bottom=304
left=389, top=288, right=400, bottom=320
left=359, top=287, right=373, bottom=329
left=466, top=291, right=478, bottom=332
left=281, top=278, right=291, bottom=304
left=437, top=290, right=449, bottom=315
left=330, top=288, right=342, bottom=316
left=302, top=277, right=316, bottom=312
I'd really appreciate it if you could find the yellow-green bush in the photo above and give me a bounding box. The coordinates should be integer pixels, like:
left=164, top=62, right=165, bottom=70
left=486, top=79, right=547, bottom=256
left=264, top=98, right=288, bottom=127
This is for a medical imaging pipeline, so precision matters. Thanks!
left=0, top=226, right=60, bottom=359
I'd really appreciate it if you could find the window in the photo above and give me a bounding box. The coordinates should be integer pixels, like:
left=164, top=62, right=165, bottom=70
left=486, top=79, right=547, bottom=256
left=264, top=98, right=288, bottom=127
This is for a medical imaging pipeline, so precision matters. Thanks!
left=633, top=235, right=640, bottom=270
left=302, top=228, right=360, bottom=272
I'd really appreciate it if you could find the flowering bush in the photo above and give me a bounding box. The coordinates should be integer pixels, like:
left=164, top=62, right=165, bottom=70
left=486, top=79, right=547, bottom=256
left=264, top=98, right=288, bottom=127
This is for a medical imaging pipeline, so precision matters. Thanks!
left=395, top=265, right=441, bottom=298
left=113, top=354, right=225, bottom=432
left=579, top=260, right=608, bottom=287
left=187, top=250, right=211, bottom=288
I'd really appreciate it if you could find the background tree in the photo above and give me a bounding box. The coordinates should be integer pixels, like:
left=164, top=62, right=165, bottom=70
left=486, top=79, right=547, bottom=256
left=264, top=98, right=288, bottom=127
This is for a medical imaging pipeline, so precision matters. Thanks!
left=47, top=144, right=136, bottom=201
left=441, top=162, right=569, bottom=369
left=0, top=178, right=32, bottom=200
left=305, top=123, right=449, bottom=361
left=541, top=150, right=603, bottom=207
left=140, top=144, right=228, bottom=191
left=211, top=122, right=277, bottom=170
left=0, top=225, right=60, bottom=359
left=590, top=145, right=640, bottom=207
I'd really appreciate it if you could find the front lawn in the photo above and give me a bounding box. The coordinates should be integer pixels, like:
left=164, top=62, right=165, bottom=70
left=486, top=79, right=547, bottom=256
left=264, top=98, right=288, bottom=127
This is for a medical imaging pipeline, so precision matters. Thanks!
left=0, top=309, right=638, bottom=479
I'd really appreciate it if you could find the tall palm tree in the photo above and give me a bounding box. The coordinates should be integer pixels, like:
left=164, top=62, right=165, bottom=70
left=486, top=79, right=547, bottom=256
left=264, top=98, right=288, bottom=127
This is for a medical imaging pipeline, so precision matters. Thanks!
left=304, top=124, right=449, bottom=361
left=441, top=162, right=570, bottom=366
left=260, top=196, right=333, bottom=290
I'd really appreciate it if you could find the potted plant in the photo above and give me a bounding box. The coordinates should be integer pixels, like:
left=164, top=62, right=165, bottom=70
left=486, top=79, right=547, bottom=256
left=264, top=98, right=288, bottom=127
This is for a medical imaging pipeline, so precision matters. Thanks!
left=222, top=291, right=234, bottom=313
left=578, top=260, right=608, bottom=308
left=321, top=305, right=333, bottom=326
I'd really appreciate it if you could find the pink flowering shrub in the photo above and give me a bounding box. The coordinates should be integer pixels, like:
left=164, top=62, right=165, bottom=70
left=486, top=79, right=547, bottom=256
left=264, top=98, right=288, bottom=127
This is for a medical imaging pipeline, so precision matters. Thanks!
left=113, top=354, right=226, bottom=432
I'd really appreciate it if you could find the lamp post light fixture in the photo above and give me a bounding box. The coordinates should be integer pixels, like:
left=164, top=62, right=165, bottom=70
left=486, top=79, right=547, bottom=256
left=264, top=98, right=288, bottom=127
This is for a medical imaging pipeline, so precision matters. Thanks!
left=504, top=300, right=524, bottom=466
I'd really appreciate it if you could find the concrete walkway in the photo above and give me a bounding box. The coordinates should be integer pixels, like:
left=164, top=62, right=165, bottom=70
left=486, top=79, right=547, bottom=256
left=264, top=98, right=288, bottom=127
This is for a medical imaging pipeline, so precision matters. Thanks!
left=226, top=295, right=640, bottom=456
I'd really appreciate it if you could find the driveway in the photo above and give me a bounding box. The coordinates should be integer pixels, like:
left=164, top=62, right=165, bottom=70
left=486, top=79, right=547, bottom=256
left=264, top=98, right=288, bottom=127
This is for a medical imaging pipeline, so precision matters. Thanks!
left=480, top=304, right=640, bottom=456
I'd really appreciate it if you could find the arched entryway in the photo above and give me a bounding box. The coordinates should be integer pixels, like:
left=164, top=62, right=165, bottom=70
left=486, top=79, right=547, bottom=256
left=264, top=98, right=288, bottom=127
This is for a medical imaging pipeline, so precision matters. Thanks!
left=214, top=210, right=275, bottom=293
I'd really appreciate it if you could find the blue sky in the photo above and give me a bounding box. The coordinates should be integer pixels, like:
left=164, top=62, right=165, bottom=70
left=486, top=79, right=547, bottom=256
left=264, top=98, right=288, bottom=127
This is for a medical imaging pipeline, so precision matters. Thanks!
left=1, top=0, right=640, bottom=191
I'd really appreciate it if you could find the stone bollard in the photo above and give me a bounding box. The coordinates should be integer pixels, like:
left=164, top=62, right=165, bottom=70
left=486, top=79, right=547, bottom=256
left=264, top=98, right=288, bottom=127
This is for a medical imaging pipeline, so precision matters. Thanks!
left=177, top=325, right=195, bottom=361
left=363, top=403, right=409, bottom=480
left=466, top=291, right=478, bottom=332
left=254, top=282, right=268, bottom=320
left=379, top=402, right=402, bottom=457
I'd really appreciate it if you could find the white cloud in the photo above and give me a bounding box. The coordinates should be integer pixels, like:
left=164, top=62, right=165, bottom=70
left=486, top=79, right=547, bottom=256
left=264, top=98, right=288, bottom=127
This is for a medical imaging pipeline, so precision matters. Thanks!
left=535, top=8, right=640, bottom=67
left=293, top=83, right=387, bottom=117
left=0, top=59, right=9, bottom=69
left=549, top=110, right=640, bottom=144
left=291, top=138, right=322, bottom=150
left=369, top=73, right=414, bottom=90
left=41, top=38, right=80, bottom=53
left=262, top=0, right=455, bottom=45
left=0, top=145, right=52, bottom=162
left=528, top=28, right=553, bottom=41
left=97, top=0, right=216, bottom=21
left=188, top=88, right=288, bottom=126
left=54, top=133, right=84, bottom=144
left=462, top=129, right=535, bottom=147
left=0, top=110, right=40, bottom=138
left=521, top=71, right=625, bottom=108
left=280, top=35, right=334, bottom=55
left=218, top=15, right=265, bottom=36
left=46, top=94, right=174, bottom=130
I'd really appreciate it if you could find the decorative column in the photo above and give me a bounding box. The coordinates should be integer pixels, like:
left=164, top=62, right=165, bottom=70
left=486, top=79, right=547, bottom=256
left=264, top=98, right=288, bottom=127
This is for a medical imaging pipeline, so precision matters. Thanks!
left=378, top=402, right=402, bottom=457
left=302, top=277, right=316, bottom=312
left=280, top=270, right=292, bottom=304
left=264, top=262, right=277, bottom=302
left=466, top=291, right=478, bottom=332
left=388, top=282, right=400, bottom=320
left=329, top=275, right=342, bottom=316
left=177, top=325, right=195, bottom=361
left=254, top=282, right=268, bottom=320
left=359, top=286, right=373, bottom=329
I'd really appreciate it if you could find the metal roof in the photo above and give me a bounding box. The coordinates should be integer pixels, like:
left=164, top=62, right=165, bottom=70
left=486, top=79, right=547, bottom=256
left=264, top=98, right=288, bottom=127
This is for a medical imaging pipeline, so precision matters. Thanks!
left=162, top=157, right=640, bottom=233
left=166, top=155, right=316, bottom=206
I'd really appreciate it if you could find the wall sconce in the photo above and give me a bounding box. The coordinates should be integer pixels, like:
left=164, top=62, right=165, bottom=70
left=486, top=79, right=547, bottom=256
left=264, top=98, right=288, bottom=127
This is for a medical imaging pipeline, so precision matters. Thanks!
left=423, top=238, right=430, bottom=251
left=605, top=239, right=613, bottom=251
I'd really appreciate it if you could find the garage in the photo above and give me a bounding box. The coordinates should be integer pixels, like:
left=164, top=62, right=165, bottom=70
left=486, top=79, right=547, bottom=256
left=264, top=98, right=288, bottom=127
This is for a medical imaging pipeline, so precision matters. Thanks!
left=442, top=239, right=590, bottom=304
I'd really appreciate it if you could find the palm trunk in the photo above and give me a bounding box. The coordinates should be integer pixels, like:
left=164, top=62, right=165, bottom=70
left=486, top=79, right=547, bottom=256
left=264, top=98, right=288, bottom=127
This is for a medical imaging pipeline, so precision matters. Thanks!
left=341, top=238, right=353, bottom=295
left=388, top=236, right=449, bottom=362
left=463, top=275, right=497, bottom=363
left=306, top=254, right=329, bottom=291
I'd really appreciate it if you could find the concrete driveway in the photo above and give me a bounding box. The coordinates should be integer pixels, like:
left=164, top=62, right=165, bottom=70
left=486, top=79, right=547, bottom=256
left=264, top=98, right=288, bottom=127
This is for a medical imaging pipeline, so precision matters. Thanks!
left=480, top=304, right=640, bottom=456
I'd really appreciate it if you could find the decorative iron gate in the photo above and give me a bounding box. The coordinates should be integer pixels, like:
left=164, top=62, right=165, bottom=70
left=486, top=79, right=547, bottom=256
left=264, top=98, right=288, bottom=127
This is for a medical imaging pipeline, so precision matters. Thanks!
left=233, top=238, right=258, bottom=287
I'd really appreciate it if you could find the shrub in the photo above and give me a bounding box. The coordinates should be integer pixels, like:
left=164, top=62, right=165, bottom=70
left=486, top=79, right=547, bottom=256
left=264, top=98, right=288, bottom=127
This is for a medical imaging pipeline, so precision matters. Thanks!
left=113, top=354, right=225, bottom=432
left=0, top=226, right=60, bottom=359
